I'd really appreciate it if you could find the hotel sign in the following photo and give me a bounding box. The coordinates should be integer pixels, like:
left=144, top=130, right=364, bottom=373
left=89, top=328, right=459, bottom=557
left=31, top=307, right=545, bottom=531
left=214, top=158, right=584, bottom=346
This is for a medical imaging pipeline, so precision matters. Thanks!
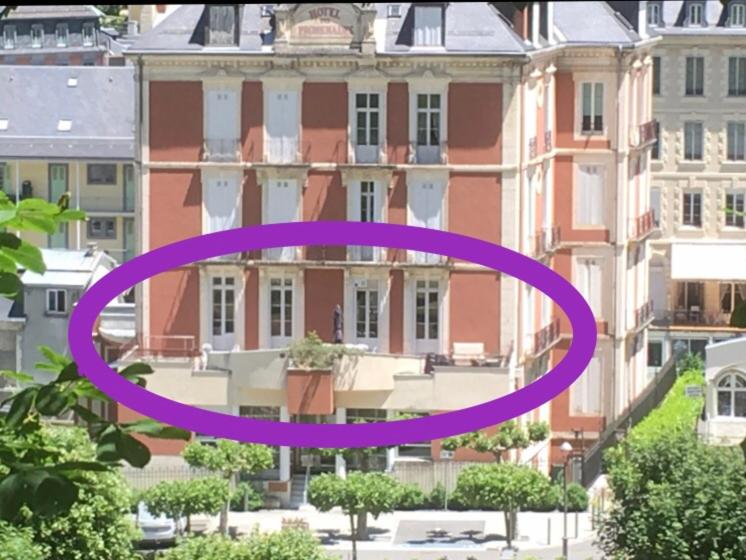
left=290, top=4, right=356, bottom=43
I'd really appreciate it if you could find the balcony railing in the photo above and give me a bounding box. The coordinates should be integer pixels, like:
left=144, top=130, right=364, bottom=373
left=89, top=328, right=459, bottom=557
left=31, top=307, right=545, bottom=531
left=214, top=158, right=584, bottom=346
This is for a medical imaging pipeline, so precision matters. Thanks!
left=533, top=317, right=561, bottom=356
left=633, top=299, right=654, bottom=331
left=544, top=130, right=553, bottom=152
left=353, top=144, right=381, bottom=164
left=203, top=138, right=241, bottom=162
left=123, top=335, right=199, bottom=360
left=264, top=137, right=299, bottom=164
left=528, top=136, right=538, bottom=159
left=630, top=119, right=658, bottom=149
left=632, top=209, right=656, bottom=240
left=409, top=140, right=448, bottom=165
left=533, top=225, right=561, bottom=258
left=652, top=309, right=744, bottom=329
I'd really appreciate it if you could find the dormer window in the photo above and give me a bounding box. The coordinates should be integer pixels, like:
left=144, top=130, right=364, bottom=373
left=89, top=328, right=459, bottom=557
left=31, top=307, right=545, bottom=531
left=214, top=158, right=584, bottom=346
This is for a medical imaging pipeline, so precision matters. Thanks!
left=730, top=3, right=746, bottom=27
left=207, top=4, right=238, bottom=46
left=388, top=4, right=402, bottom=18
left=414, top=5, right=443, bottom=47
left=687, top=2, right=704, bottom=26
left=647, top=2, right=661, bottom=27
left=56, top=23, right=69, bottom=47
left=3, top=25, right=16, bottom=49
left=31, top=24, right=44, bottom=48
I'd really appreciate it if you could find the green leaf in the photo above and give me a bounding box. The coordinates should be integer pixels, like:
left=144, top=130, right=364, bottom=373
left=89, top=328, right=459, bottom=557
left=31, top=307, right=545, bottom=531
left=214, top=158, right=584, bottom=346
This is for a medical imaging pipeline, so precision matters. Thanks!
left=57, top=362, right=80, bottom=383
left=50, top=461, right=111, bottom=474
left=17, top=199, right=57, bottom=213
left=29, top=473, right=79, bottom=518
left=0, top=206, right=17, bottom=225
left=9, top=215, right=57, bottom=235
left=122, top=419, right=191, bottom=441
left=0, top=232, right=21, bottom=250
left=71, top=404, right=104, bottom=425
left=38, top=346, right=70, bottom=369
left=35, top=384, right=71, bottom=417
left=56, top=209, right=86, bottom=223
left=0, top=272, right=22, bottom=297
left=0, top=370, right=34, bottom=384
left=0, top=251, right=17, bottom=274
left=4, top=240, right=45, bottom=274
left=118, top=363, right=154, bottom=378
left=0, top=473, right=25, bottom=521
left=95, top=429, right=122, bottom=464
left=115, top=433, right=151, bottom=468
left=4, top=387, right=37, bottom=428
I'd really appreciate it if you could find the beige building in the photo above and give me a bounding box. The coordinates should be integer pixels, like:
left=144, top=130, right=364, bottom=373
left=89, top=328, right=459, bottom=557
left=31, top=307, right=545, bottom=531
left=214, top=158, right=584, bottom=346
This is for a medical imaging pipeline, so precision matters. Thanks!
left=0, top=65, right=135, bottom=261
left=645, top=0, right=746, bottom=369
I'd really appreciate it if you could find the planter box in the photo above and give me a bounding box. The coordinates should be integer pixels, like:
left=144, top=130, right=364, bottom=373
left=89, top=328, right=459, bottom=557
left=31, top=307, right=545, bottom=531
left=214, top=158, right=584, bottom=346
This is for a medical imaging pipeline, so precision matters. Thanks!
left=286, top=368, right=334, bottom=415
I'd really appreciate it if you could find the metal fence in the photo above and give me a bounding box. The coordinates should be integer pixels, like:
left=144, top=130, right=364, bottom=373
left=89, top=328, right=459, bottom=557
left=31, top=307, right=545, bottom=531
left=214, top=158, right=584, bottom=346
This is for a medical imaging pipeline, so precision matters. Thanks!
left=390, top=460, right=483, bottom=493
left=122, top=466, right=213, bottom=492
left=582, top=354, right=679, bottom=487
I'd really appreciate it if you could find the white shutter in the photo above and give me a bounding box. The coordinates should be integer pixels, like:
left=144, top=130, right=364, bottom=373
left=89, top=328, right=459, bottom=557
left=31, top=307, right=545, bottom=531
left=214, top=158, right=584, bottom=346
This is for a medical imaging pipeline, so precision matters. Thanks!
left=204, top=173, right=239, bottom=234
left=206, top=90, right=237, bottom=141
left=348, top=181, right=362, bottom=260
left=571, top=356, right=601, bottom=415
left=266, top=180, right=298, bottom=261
left=589, top=261, right=602, bottom=316
left=590, top=167, right=604, bottom=225
left=577, top=166, right=604, bottom=226
left=576, top=166, right=590, bottom=225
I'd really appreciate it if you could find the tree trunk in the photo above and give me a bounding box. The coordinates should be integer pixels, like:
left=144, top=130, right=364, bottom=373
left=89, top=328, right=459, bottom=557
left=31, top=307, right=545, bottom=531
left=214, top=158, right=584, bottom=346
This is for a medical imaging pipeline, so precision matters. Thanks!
left=219, top=473, right=232, bottom=536
left=186, top=514, right=191, bottom=534
left=504, top=510, right=512, bottom=549
left=356, top=511, right=368, bottom=540
left=349, top=514, right=358, bottom=560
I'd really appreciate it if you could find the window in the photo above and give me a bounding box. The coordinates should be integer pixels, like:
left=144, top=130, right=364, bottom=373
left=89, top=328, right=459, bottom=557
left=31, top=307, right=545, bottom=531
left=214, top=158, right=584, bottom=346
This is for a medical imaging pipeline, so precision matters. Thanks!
left=82, top=22, right=95, bottom=46
left=31, top=24, right=43, bottom=48
left=682, top=191, right=702, bottom=226
left=731, top=3, right=746, bottom=27
left=265, top=180, right=299, bottom=260
left=652, top=56, right=661, bottom=96
left=265, top=90, right=299, bottom=164
left=719, top=283, right=746, bottom=313
left=576, top=259, right=602, bottom=317
left=728, top=57, right=746, bottom=96
left=727, top=122, right=746, bottom=161
left=3, top=25, right=15, bottom=49
left=349, top=181, right=381, bottom=261
left=204, top=172, right=240, bottom=234
left=685, top=56, right=704, bottom=96
left=55, top=23, right=69, bottom=47
left=408, top=181, right=445, bottom=263
left=716, top=372, right=746, bottom=417
left=388, top=4, right=402, bottom=18
left=88, top=218, right=116, bottom=239
left=677, top=281, right=704, bottom=311
left=651, top=187, right=661, bottom=226
left=0, top=119, right=7, bottom=131
left=683, top=121, right=703, bottom=160
left=570, top=356, right=601, bottom=415
left=581, top=82, right=604, bottom=133
left=647, top=2, right=661, bottom=26
left=0, top=163, right=7, bottom=191
left=687, top=2, right=704, bottom=26
left=415, top=280, right=439, bottom=341
left=211, top=276, right=235, bottom=339
left=575, top=165, right=605, bottom=226
left=207, top=5, right=237, bottom=46
left=354, top=92, right=380, bottom=163
left=416, top=93, right=441, bottom=147
left=46, top=289, right=67, bottom=314
left=57, top=119, right=72, bottom=132
left=651, top=122, right=661, bottom=160
left=270, top=278, right=293, bottom=341
left=414, top=5, right=443, bottom=47
left=355, top=281, right=379, bottom=340
left=205, top=89, right=239, bottom=159
left=725, top=192, right=745, bottom=227
left=87, top=163, right=116, bottom=185
left=647, top=341, right=663, bottom=367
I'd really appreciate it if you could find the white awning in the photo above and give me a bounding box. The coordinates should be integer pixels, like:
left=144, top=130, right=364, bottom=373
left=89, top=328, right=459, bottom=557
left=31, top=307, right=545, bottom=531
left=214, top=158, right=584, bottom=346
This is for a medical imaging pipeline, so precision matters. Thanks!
left=671, top=243, right=746, bottom=281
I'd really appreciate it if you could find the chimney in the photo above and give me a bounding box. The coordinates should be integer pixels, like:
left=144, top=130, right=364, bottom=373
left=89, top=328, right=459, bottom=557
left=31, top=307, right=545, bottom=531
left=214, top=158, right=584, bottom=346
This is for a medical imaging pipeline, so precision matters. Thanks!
left=85, top=242, right=97, bottom=257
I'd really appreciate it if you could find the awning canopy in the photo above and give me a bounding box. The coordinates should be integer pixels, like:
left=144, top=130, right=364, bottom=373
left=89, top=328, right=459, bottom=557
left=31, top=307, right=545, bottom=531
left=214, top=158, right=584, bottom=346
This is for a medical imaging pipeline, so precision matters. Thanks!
left=671, top=243, right=746, bottom=281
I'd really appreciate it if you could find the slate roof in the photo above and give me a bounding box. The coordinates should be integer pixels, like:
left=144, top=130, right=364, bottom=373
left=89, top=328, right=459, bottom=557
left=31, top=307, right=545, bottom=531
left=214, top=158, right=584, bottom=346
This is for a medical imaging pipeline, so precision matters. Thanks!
left=21, top=249, right=115, bottom=288
left=652, top=0, right=746, bottom=36
left=3, top=5, right=102, bottom=20
left=0, top=66, right=134, bottom=160
left=554, top=1, right=641, bottom=45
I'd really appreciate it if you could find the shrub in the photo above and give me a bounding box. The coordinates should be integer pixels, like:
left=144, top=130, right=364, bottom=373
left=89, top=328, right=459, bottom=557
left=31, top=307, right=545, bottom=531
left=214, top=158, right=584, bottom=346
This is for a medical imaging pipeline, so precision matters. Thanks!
left=426, top=483, right=447, bottom=509
left=0, top=522, right=44, bottom=560
left=395, top=484, right=427, bottom=510
left=528, top=483, right=560, bottom=512
left=162, top=529, right=330, bottom=560
left=230, top=482, right=264, bottom=512
left=288, top=331, right=354, bottom=369
left=729, top=299, right=746, bottom=328
left=143, top=477, right=229, bottom=533
left=560, top=483, right=588, bottom=512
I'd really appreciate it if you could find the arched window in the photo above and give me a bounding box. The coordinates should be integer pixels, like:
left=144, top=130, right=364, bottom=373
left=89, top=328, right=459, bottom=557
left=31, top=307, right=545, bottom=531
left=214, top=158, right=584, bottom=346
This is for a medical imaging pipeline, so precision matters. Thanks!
left=716, top=371, right=746, bottom=417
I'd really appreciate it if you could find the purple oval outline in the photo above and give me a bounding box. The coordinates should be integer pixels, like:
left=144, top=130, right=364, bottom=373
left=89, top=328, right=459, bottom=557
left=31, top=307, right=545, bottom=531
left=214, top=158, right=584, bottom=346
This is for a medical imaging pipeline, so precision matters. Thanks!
left=68, top=222, right=597, bottom=448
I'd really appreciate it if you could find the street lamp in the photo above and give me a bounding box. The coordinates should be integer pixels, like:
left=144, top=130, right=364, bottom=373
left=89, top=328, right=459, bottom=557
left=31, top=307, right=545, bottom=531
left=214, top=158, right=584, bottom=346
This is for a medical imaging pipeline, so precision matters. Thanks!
left=560, top=441, right=573, bottom=559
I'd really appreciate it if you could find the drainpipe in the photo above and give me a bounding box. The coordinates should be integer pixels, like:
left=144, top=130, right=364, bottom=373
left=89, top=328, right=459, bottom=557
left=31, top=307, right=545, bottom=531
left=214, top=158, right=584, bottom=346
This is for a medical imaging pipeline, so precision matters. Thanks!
left=611, top=45, right=624, bottom=424
left=135, top=54, right=145, bottom=343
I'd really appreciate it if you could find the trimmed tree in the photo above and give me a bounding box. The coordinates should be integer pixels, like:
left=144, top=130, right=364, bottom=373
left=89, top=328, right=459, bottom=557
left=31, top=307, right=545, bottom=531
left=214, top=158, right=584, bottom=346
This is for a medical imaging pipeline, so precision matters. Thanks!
left=182, top=440, right=273, bottom=535
left=308, top=471, right=400, bottom=560
left=441, top=420, right=549, bottom=463
left=452, top=463, right=553, bottom=550
left=142, top=477, right=229, bottom=534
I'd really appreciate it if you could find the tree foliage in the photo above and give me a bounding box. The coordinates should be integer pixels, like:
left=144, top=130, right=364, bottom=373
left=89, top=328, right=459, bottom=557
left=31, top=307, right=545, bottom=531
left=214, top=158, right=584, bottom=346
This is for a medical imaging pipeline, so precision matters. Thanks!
left=142, top=477, right=229, bottom=534
left=452, top=463, right=553, bottom=549
left=0, top=521, right=44, bottom=560
left=441, top=420, right=550, bottom=462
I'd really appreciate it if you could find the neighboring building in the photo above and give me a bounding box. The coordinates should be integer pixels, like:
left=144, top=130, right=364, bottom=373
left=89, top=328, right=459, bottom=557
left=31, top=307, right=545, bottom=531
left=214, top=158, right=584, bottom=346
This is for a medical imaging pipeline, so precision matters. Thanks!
left=121, top=2, right=656, bottom=500
left=701, top=337, right=746, bottom=445
left=126, top=4, right=181, bottom=35
left=0, top=5, right=116, bottom=66
left=0, top=65, right=136, bottom=263
left=3, top=248, right=132, bottom=381
left=640, top=0, right=746, bottom=368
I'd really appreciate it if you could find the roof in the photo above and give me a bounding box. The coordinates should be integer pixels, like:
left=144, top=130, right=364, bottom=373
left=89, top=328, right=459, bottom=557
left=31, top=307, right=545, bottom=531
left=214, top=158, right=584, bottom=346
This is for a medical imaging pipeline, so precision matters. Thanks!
left=652, top=0, right=746, bottom=36
left=554, top=1, right=640, bottom=45
left=3, top=5, right=101, bottom=20
left=21, top=249, right=115, bottom=288
left=0, top=66, right=134, bottom=160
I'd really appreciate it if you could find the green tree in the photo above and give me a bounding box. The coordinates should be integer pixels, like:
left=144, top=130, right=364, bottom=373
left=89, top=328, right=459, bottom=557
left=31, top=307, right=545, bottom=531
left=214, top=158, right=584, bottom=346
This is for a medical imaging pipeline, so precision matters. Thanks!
left=143, top=477, right=229, bottom=534
left=441, top=419, right=550, bottom=463
left=0, top=521, right=44, bottom=560
left=308, top=471, right=400, bottom=560
left=452, top=463, right=553, bottom=549
left=182, top=440, right=273, bottom=535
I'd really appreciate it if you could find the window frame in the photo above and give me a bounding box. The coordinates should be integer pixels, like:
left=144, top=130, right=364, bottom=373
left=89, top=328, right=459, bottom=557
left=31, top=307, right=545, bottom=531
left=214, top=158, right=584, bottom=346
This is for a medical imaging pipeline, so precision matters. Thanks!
left=87, top=217, right=116, bottom=240
left=652, top=56, right=661, bottom=96
left=647, top=2, right=661, bottom=27
left=727, top=121, right=746, bottom=161
left=725, top=191, right=745, bottom=228
left=687, top=2, right=704, bottom=26
left=683, top=121, right=704, bottom=161
left=46, top=288, right=67, bottom=315
left=86, top=163, right=117, bottom=186
left=269, top=277, right=293, bottom=341
left=2, top=25, right=16, bottom=49
left=416, top=93, right=442, bottom=148
left=682, top=190, right=703, bottom=227
left=685, top=56, right=705, bottom=96
left=206, top=4, right=239, bottom=46
left=728, top=56, right=746, bottom=96
left=729, top=2, right=746, bottom=27
left=413, top=4, right=444, bottom=47
left=211, top=276, right=235, bottom=338
left=415, top=279, right=440, bottom=342
left=82, top=22, right=95, bottom=47
left=55, top=23, right=69, bottom=47
left=719, top=282, right=746, bottom=313
left=30, top=24, right=44, bottom=48
left=716, top=371, right=746, bottom=418
left=580, top=82, right=604, bottom=134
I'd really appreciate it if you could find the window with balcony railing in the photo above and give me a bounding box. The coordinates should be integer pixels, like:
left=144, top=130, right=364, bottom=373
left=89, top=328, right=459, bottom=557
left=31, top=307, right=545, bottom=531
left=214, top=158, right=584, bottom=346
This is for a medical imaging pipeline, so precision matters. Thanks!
left=682, top=191, right=702, bottom=227
left=725, top=192, right=745, bottom=228
left=581, top=82, right=603, bottom=133
left=415, top=93, right=443, bottom=163
left=204, top=90, right=239, bottom=162
left=266, top=91, right=299, bottom=164
left=685, top=56, right=704, bottom=96
left=354, top=93, right=380, bottom=163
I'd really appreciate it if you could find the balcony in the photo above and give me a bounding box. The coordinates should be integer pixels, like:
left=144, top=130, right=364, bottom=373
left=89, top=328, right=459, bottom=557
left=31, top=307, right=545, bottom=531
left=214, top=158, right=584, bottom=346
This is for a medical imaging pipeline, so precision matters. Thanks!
left=264, top=137, right=300, bottom=164
left=353, top=144, right=381, bottom=164
left=630, top=119, right=658, bottom=149
left=121, top=334, right=199, bottom=361
left=533, top=317, right=561, bottom=356
left=409, top=140, right=447, bottom=165
left=533, top=225, right=561, bottom=258
left=633, top=299, right=654, bottom=331
left=544, top=130, right=553, bottom=152
left=528, top=136, right=538, bottom=159
left=203, top=138, right=240, bottom=162
left=652, top=309, right=745, bottom=330
left=631, top=209, right=656, bottom=241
